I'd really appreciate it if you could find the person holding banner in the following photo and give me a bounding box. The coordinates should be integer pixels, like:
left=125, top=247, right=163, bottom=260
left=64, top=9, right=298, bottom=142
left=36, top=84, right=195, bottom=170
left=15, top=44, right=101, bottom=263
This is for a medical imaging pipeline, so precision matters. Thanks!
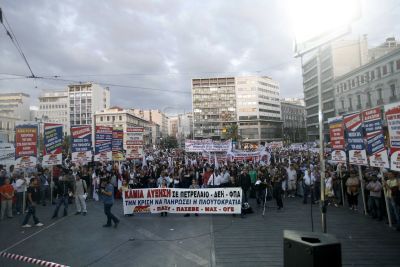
left=383, top=172, right=400, bottom=231
left=346, top=172, right=360, bottom=211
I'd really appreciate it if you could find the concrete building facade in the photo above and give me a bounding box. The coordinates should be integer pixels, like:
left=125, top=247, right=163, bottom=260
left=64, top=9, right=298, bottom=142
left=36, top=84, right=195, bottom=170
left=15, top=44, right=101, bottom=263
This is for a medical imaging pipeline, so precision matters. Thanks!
left=132, top=109, right=168, bottom=137
left=192, top=76, right=282, bottom=145
left=0, top=93, right=30, bottom=121
left=335, top=47, right=400, bottom=115
left=94, top=107, right=152, bottom=147
left=37, top=90, right=69, bottom=134
left=302, top=37, right=369, bottom=140
left=281, top=101, right=306, bottom=143
left=68, top=83, right=110, bottom=127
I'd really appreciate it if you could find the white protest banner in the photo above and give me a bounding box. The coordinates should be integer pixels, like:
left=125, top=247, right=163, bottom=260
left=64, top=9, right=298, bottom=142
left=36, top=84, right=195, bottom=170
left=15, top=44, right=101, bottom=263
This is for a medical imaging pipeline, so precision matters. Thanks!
left=0, top=143, right=15, bottom=168
left=122, top=187, right=242, bottom=215
left=185, top=139, right=231, bottom=152
left=126, top=127, right=144, bottom=159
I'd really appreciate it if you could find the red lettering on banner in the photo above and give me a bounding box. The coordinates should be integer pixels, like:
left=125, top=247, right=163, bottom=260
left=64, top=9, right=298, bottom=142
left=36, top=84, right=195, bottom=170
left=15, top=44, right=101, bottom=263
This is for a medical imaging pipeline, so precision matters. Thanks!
left=176, top=207, right=199, bottom=212
left=147, top=189, right=172, bottom=198
left=125, top=190, right=144, bottom=199
left=205, top=207, right=217, bottom=212
left=223, top=207, right=234, bottom=212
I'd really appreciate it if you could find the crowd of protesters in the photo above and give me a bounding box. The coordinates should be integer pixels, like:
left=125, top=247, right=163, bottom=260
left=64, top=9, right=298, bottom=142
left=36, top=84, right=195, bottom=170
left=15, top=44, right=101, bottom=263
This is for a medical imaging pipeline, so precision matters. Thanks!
left=0, top=147, right=399, bottom=231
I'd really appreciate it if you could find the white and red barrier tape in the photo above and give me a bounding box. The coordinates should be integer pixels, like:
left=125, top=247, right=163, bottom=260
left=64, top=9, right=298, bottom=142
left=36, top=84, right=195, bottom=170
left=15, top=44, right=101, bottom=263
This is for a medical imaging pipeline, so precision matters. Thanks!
left=0, top=252, right=70, bottom=267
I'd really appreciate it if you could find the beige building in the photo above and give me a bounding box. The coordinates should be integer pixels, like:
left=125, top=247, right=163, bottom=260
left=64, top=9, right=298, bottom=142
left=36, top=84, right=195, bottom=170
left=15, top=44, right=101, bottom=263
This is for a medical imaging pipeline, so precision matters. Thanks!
left=131, top=109, right=168, bottom=137
left=0, top=93, right=30, bottom=121
left=0, top=93, right=31, bottom=142
left=168, top=116, right=179, bottom=138
left=94, top=107, right=152, bottom=147
left=37, top=90, right=69, bottom=134
left=302, top=36, right=369, bottom=140
left=335, top=47, right=400, bottom=115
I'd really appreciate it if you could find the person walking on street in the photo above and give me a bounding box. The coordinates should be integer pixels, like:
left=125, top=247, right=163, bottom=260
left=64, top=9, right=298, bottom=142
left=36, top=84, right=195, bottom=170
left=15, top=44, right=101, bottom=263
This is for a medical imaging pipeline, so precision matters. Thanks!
left=100, top=178, right=120, bottom=228
left=14, top=174, right=27, bottom=214
left=22, top=178, right=44, bottom=227
left=74, top=174, right=88, bottom=216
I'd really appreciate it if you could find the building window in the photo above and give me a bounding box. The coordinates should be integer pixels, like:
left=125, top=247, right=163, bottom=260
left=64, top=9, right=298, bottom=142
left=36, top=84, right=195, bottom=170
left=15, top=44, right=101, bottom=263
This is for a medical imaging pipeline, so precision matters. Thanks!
left=349, top=97, right=353, bottom=109
left=119, top=116, right=122, bottom=121
left=351, top=80, right=355, bottom=87
left=397, top=59, right=400, bottom=70
left=377, top=68, right=381, bottom=78
left=341, top=100, right=345, bottom=109
left=107, top=116, right=110, bottom=121
left=391, top=84, right=396, bottom=97
left=377, top=88, right=383, bottom=100
left=367, top=92, right=372, bottom=104
left=361, top=75, right=364, bottom=83
left=383, top=65, right=388, bottom=75
left=371, top=70, right=375, bottom=80
left=100, top=117, right=103, bottom=122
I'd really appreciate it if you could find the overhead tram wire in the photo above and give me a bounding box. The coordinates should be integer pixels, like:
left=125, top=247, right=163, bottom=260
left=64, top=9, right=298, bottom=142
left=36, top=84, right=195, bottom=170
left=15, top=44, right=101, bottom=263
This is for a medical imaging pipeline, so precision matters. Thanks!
left=0, top=8, right=36, bottom=78
left=42, top=76, right=192, bottom=95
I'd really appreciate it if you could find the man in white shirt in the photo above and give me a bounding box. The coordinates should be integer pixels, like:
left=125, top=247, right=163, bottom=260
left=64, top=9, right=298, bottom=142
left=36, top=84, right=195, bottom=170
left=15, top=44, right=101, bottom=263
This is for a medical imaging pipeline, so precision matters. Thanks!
left=303, top=166, right=316, bottom=204
left=287, top=164, right=297, bottom=198
left=207, top=170, right=222, bottom=188
left=220, top=168, right=230, bottom=186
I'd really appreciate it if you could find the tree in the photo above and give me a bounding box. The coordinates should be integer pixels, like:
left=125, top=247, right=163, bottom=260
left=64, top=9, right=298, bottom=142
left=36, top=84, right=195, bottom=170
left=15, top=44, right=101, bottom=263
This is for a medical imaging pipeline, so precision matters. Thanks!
left=222, top=123, right=240, bottom=141
left=162, top=136, right=178, bottom=149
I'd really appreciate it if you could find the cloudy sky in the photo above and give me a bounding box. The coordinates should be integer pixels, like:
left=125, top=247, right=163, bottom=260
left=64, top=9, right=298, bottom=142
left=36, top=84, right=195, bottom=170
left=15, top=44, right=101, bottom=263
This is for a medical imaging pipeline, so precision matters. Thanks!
left=0, top=0, right=399, bottom=114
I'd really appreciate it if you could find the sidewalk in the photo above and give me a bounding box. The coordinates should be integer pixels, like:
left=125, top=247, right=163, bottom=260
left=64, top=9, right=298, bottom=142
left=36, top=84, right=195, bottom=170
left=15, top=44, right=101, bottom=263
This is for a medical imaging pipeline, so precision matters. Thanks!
left=212, top=197, right=400, bottom=267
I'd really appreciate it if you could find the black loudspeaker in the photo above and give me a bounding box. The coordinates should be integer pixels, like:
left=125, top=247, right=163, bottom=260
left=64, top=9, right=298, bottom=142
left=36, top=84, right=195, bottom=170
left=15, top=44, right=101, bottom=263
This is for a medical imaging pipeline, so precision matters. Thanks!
left=284, top=230, right=341, bottom=267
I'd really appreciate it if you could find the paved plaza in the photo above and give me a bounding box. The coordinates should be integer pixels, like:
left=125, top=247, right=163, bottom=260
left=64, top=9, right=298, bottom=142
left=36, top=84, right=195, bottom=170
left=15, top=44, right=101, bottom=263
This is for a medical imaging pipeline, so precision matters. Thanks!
left=0, top=197, right=399, bottom=267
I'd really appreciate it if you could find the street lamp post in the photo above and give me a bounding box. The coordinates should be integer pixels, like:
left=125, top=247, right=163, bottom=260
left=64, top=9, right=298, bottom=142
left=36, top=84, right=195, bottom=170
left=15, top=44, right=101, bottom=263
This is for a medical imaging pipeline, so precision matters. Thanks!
left=290, top=0, right=360, bottom=233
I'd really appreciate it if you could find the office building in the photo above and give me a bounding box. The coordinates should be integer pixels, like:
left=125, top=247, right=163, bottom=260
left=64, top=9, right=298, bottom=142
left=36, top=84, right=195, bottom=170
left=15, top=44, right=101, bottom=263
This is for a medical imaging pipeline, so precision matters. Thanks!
left=0, top=93, right=30, bottom=121
left=68, top=83, right=110, bottom=126
left=281, top=101, right=306, bottom=143
left=192, top=76, right=282, bottom=146
left=335, top=47, right=400, bottom=115
left=302, top=36, right=369, bottom=140
left=37, top=90, right=69, bottom=134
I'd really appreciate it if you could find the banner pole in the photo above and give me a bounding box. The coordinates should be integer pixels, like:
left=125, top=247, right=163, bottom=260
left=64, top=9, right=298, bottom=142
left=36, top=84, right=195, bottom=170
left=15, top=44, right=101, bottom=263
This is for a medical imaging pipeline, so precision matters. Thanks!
left=358, top=165, right=367, bottom=215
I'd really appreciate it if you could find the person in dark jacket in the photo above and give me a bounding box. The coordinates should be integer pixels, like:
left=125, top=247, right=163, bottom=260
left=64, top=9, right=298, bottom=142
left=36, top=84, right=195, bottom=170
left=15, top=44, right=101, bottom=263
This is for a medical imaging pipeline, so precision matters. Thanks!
left=239, top=168, right=251, bottom=203
left=52, top=172, right=74, bottom=218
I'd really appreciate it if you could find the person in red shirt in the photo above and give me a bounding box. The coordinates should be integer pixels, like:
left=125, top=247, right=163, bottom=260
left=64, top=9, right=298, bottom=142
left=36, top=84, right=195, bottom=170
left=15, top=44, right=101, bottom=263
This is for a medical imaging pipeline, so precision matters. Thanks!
left=0, top=178, right=14, bottom=219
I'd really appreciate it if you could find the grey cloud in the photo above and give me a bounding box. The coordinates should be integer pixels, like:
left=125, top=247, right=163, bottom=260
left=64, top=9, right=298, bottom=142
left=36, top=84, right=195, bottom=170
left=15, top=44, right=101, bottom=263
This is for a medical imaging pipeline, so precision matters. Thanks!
left=0, top=0, right=398, bottom=112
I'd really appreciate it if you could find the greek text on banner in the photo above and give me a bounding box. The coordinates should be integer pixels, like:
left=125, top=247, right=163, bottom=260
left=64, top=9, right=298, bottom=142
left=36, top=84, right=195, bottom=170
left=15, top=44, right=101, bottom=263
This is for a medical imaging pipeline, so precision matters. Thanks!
left=122, top=188, right=242, bottom=214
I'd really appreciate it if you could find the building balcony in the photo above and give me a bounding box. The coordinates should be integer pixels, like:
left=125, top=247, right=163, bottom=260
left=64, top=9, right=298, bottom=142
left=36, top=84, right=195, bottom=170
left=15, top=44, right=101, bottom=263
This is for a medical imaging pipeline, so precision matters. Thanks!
left=390, top=96, right=397, bottom=102
left=377, top=99, right=384, bottom=105
left=356, top=104, right=362, bottom=110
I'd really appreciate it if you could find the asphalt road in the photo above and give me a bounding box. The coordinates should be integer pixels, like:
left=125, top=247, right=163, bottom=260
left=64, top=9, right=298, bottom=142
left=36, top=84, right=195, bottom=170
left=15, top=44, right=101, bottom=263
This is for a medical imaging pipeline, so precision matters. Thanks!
left=1, top=196, right=399, bottom=267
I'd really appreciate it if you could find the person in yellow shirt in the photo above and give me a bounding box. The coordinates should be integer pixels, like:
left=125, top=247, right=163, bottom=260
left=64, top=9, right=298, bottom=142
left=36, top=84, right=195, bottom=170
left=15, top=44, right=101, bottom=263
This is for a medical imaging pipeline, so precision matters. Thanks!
left=383, top=172, right=400, bottom=231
